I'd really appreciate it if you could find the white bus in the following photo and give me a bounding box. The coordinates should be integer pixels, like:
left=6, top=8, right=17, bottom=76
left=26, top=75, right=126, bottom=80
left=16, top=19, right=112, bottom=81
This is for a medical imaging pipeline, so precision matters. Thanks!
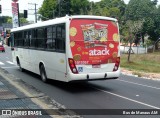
left=11, top=15, right=120, bottom=82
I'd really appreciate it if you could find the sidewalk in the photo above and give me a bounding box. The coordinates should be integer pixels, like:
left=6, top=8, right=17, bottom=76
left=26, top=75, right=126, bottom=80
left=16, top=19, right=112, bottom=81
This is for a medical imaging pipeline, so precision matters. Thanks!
left=0, top=68, right=81, bottom=118
left=0, top=68, right=52, bottom=118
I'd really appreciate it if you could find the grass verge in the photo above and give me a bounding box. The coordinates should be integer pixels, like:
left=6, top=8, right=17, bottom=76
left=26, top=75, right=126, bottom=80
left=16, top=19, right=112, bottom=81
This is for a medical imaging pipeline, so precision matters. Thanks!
left=120, top=52, right=160, bottom=73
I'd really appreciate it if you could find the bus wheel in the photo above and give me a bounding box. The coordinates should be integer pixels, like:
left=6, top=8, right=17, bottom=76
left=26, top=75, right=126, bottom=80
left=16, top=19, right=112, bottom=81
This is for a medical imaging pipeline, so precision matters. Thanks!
left=40, top=64, right=48, bottom=83
left=17, top=59, right=24, bottom=72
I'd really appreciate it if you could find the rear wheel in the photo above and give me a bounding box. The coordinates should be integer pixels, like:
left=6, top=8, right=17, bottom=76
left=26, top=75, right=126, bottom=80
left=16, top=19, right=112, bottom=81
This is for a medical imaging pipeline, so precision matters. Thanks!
left=40, top=64, right=48, bottom=83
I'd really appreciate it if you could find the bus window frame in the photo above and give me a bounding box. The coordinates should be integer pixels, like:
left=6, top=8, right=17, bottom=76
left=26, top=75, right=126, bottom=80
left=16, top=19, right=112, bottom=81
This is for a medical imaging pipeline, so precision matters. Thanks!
left=12, top=23, right=66, bottom=53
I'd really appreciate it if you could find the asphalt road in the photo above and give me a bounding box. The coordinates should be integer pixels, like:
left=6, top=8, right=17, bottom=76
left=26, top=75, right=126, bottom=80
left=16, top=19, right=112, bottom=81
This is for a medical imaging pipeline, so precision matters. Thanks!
left=0, top=47, right=160, bottom=118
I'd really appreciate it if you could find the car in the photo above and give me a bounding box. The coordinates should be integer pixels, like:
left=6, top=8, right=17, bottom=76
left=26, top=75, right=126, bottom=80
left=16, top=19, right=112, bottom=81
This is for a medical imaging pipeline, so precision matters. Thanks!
left=0, top=45, right=5, bottom=52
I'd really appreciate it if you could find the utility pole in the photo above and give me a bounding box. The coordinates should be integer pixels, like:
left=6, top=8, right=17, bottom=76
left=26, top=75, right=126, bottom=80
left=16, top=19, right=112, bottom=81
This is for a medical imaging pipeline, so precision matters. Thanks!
left=28, top=3, right=38, bottom=23
left=57, top=0, right=61, bottom=17
left=91, top=2, right=93, bottom=15
left=17, top=3, right=20, bottom=27
left=35, top=3, right=37, bottom=23
left=66, top=0, right=70, bottom=15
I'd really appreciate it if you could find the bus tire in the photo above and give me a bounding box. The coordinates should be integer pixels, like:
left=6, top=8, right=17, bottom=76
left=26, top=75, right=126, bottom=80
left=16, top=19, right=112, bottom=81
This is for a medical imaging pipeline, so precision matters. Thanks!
left=40, top=64, right=48, bottom=83
left=17, top=58, right=24, bottom=72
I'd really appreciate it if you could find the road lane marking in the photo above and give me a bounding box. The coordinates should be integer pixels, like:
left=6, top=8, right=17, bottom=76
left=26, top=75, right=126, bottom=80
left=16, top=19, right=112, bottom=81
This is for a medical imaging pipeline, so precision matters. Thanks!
left=0, top=62, right=4, bottom=65
left=92, top=87, right=160, bottom=109
left=117, top=79, right=160, bottom=90
left=1, top=66, right=18, bottom=69
left=6, top=61, right=15, bottom=65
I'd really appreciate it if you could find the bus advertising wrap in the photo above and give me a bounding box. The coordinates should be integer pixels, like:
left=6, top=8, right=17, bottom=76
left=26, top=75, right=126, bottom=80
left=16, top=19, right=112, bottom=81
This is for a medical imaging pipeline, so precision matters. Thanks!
left=70, top=19, right=119, bottom=66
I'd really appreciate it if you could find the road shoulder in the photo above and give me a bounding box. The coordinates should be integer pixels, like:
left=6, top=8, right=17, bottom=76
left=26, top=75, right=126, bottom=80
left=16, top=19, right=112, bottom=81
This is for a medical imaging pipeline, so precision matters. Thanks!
left=121, top=67, right=160, bottom=81
left=0, top=67, right=81, bottom=118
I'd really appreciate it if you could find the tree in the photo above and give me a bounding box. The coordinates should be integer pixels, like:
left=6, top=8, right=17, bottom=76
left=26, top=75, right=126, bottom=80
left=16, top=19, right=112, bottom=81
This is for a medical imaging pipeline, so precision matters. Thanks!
left=109, top=7, right=120, bottom=17
left=38, top=0, right=90, bottom=20
left=150, top=5, right=160, bottom=50
left=38, top=0, right=57, bottom=20
left=6, top=13, right=28, bottom=25
left=125, top=0, right=158, bottom=42
left=0, top=16, right=12, bottom=25
left=70, top=0, right=90, bottom=15
left=19, top=13, right=29, bottom=24
left=92, top=0, right=126, bottom=18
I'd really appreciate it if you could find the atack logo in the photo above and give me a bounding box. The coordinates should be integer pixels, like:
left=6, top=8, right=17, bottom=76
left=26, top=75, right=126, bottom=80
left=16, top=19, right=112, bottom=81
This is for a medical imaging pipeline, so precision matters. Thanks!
left=89, top=48, right=110, bottom=56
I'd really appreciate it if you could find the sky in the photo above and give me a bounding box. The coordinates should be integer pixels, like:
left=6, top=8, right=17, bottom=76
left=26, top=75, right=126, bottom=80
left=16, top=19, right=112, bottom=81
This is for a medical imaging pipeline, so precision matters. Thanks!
left=0, top=0, right=160, bottom=22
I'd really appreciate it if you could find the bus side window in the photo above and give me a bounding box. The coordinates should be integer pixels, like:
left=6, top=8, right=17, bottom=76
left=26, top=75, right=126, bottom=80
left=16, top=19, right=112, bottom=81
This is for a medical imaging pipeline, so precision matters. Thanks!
left=14, top=32, right=18, bottom=46
left=28, top=30, right=31, bottom=47
left=46, top=26, right=53, bottom=50
left=11, top=33, right=14, bottom=47
left=24, top=31, right=29, bottom=47
left=56, top=23, right=65, bottom=52
left=31, top=29, right=36, bottom=48
left=37, top=28, right=45, bottom=49
left=18, top=32, right=23, bottom=46
left=52, top=26, right=56, bottom=49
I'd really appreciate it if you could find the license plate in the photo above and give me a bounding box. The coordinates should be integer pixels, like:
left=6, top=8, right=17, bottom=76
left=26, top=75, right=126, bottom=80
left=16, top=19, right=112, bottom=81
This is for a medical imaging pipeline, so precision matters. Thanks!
left=92, top=64, right=101, bottom=68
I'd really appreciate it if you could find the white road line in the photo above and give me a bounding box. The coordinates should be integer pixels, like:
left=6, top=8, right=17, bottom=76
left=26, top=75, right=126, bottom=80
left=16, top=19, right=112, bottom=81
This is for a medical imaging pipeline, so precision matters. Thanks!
left=1, top=66, right=18, bottom=69
left=117, top=79, right=160, bottom=90
left=6, top=61, right=15, bottom=65
left=92, top=87, right=160, bottom=109
left=0, top=62, right=4, bottom=65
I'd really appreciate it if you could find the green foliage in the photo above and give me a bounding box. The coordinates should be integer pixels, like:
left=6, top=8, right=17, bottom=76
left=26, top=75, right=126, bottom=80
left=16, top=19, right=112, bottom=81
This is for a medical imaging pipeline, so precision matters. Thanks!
left=0, top=13, right=28, bottom=25
left=20, top=18, right=28, bottom=23
left=6, top=14, right=28, bottom=24
left=38, top=0, right=90, bottom=19
left=124, top=0, right=159, bottom=42
left=92, top=0, right=126, bottom=18
left=121, top=53, right=160, bottom=73
left=38, top=0, right=57, bottom=20
left=70, top=0, right=90, bottom=15
left=38, top=0, right=126, bottom=19
left=19, top=13, right=29, bottom=23
left=37, top=0, right=160, bottom=44
left=0, top=16, right=12, bottom=25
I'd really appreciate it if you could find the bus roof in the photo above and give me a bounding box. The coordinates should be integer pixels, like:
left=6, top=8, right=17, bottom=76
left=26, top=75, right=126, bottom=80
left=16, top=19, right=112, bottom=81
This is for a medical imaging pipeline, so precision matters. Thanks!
left=11, top=15, right=118, bottom=32
left=70, top=15, right=117, bottom=21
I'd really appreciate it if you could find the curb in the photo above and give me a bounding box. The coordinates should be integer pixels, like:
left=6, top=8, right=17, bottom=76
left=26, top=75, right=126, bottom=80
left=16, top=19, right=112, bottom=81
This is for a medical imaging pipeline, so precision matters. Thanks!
left=121, top=68, right=160, bottom=81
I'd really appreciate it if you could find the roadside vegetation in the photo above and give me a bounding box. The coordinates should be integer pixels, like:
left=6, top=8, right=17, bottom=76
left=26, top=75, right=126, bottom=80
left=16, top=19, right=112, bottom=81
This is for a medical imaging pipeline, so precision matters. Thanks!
left=120, top=51, right=160, bottom=73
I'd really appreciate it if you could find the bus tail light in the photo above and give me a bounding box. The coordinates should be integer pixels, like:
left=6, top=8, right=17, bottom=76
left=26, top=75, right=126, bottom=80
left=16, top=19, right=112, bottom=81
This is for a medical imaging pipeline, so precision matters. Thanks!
left=68, top=58, right=78, bottom=74
left=113, top=57, right=120, bottom=71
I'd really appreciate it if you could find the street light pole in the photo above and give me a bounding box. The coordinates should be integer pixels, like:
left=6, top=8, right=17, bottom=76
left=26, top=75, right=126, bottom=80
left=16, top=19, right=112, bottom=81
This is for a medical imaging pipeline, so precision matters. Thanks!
left=35, top=3, right=37, bottom=23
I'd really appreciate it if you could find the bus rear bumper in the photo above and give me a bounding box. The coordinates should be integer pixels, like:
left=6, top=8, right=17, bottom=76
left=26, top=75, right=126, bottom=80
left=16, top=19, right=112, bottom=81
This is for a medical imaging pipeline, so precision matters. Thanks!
left=67, top=70, right=120, bottom=82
